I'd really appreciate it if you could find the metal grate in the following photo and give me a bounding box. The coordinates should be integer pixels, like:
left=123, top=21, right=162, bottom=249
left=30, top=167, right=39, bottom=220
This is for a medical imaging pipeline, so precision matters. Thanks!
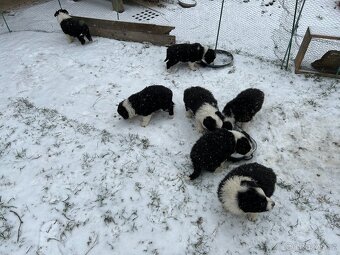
left=132, top=9, right=159, bottom=21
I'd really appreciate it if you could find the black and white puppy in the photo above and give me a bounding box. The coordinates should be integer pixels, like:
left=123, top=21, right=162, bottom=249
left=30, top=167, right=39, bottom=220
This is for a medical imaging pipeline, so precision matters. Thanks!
left=189, top=129, right=253, bottom=180
left=54, top=9, right=92, bottom=45
left=165, top=43, right=216, bottom=70
left=217, top=163, right=276, bottom=221
left=222, top=88, right=264, bottom=129
left=117, top=85, right=174, bottom=127
left=183, top=86, right=224, bottom=132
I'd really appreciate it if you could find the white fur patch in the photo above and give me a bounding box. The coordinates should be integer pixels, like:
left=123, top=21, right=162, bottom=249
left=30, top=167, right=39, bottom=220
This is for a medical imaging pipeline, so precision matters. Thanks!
left=229, top=130, right=244, bottom=140
left=56, top=12, right=71, bottom=24
left=219, top=176, right=252, bottom=215
left=201, top=46, right=209, bottom=64
left=266, top=197, right=275, bottom=211
left=122, top=99, right=136, bottom=118
left=195, top=103, right=223, bottom=130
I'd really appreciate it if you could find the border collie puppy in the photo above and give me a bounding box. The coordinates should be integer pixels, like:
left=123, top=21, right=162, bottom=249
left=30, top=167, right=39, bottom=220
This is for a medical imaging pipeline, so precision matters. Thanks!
left=183, top=86, right=224, bottom=132
left=165, top=43, right=216, bottom=70
left=222, top=88, right=264, bottom=129
left=117, top=85, right=174, bottom=127
left=54, top=9, right=92, bottom=45
left=189, top=129, right=253, bottom=180
left=217, top=163, right=276, bottom=221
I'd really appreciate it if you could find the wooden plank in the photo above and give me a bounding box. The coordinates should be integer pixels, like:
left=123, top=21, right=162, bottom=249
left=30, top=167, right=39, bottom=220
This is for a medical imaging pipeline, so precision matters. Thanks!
left=112, top=0, right=124, bottom=13
left=297, top=68, right=340, bottom=79
left=309, top=26, right=340, bottom=38
left=72, top=16, right=175, bottom=35
left=89, top=26, right=175, bottom=46
left=294, top=27, right=312, bottom=74
left=310, top=34, right=340, bottom=41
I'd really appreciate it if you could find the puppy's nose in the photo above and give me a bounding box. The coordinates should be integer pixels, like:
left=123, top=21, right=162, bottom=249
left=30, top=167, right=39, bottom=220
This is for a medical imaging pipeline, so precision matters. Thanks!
left=271, top=201, right=275, bottom=207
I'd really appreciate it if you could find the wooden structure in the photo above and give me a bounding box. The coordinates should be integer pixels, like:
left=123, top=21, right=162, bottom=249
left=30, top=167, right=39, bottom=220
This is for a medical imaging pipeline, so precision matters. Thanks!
left=295, top=27, right=340, bottom=78
left=72, top=16, right=175, bottom=46
left=112, top=0, right=124, bottom=13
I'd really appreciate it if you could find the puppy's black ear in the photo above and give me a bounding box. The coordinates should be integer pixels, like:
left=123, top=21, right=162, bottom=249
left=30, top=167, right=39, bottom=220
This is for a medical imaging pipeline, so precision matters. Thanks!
left=215, top=111, right=224, bottom=120
left=222, top=105, right=232, bottom=117
left=62, top=9, right=69, bottom=14
left=204, top=49, right=216, bottom=64
left=222, top=121, right=233, bottom=130
left=117, top=102, right=129, bottom=119
left=241, top=180, right=258, bottom=187
left=235, top=137, right=251, bottom=155
left=203, top=116, right=217, bottom=131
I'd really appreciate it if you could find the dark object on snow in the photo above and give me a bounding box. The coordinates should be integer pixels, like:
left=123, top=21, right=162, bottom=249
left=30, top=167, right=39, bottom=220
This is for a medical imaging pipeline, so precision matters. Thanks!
left=199, top=49, right=234, bottom=68
left=189, top=129, right=253, bottom=180
left=222, top=88, right=264, bottom=126
left=117, top=85, right=174, bottom=127
left=54, top=9, right=92, bottom=45
left=165, top=43, right=216, bottom=69
left=311, top=50, right=340, bottom=74
left=228, top=126, right=257, bottom=162
left=178, top=0, right=197, bottom=8
left=217, top=163, right=276, bottom=220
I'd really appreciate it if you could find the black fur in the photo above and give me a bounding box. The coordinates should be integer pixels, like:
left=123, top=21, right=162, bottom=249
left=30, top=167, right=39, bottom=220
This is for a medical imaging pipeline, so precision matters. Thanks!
left=222, top=121, right=233, bottom=130
left=54, top=9, right=92, bottom=45
left=218, top=163, right=277, bottom=201
left=237, top=188, right=272, bottom=213
left=222, top=88, right=264, bottom=124
left=189, top=129, right=252, bottom=180
left=117, top=85, right=174, bottom=119
left=183, top=86, right=218, bottom=114
left=217, top=163, right=276, bottom=213
left=165, top=43, right=216, bottom=69
left=117, top=104, right=129, bottom=119
left=183, top=86, right=223, bottom=131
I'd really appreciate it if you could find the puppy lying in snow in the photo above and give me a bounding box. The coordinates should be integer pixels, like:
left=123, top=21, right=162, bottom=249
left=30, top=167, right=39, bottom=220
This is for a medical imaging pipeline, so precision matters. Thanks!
left=189, top=129, right=253, bottom=180
left=165, top=43, right=216, bottom=70
left=222, top=88, right=264, bottom=129
left=54, top=9, right=92, bottom=45
left=217, top=163, right=276, bottom=221
left=117, top=85, right=174, bottom=127
left=183, top=86, right=224, bottom=132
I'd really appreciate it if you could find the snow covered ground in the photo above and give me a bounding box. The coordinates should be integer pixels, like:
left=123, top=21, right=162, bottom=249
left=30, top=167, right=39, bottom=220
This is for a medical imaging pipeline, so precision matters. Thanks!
left=0, top=1, right=340, bottom=254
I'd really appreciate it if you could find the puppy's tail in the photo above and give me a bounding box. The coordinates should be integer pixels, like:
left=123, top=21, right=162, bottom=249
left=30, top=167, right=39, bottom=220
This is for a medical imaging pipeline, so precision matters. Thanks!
left=189, top=168, right=201, bottom=180
left=164, top=56, right=169, bottom=62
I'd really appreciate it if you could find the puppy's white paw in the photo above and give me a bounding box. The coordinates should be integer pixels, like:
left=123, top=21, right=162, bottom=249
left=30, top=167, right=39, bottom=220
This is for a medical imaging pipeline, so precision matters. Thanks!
left=188, top=62, right=197, bottom=71
left=247, top=213, right=258, bottom=222
left=141, top=115, right=152, bottom=127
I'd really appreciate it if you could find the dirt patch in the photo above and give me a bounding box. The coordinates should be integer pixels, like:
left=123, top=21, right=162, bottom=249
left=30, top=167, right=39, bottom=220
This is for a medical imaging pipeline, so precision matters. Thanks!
left=0, top=0, right=49, bottom=11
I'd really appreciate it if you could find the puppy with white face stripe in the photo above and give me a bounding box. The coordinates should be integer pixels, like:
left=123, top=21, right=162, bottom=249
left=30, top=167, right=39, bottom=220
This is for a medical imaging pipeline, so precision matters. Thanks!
left=117, top=85, right=174, bottom=127
left=54, top=9, right=92, bottom=45
left=218, top=163, right=276, bottom=221
left=222, top=88, right=265, bottom=129
left=189, top=129, right=253, bottom=180
left=183, top=86, right=224, bottom=132
left=165, top=43, right=216, bottom=70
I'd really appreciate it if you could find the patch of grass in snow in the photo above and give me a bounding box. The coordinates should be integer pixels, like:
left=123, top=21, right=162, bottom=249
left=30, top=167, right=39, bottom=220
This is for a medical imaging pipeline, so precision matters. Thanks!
left=289, top=183, right=316, bottom=211
left=0, top=198, right=15, bottom=241
left=324, top=213, right=340, bottom=229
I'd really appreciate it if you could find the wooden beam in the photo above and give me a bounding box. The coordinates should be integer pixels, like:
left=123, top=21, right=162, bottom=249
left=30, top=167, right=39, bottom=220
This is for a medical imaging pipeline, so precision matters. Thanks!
left=295, top=27, right=312, bottom=74
left=71, top=16, right=176, bottom=46
left=112, top=0, right=124, bottom=13
left=296, top=68, right=340, bottom=79
left=89, top=26, right=175, bottom=45
left=295, top=26, right=340, bottom=78
left=72, top=16, right=175, bottom=35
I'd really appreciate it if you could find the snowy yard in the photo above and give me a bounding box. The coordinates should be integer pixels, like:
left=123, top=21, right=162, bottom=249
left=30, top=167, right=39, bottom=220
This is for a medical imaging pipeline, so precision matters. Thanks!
left=0, top=1, right=340, bottom=255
